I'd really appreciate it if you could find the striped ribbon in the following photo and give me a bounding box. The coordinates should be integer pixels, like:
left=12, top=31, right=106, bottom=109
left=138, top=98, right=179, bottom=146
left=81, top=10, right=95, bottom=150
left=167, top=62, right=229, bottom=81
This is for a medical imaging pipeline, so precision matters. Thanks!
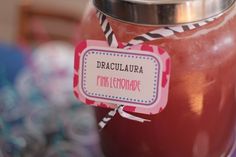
left=96, top=11, right=221, bottom=131
left=98, top=105, right=151, bottom=131
left=124, top=15, right=220, bottom=48
left=97, top=11, right=120, bottom=48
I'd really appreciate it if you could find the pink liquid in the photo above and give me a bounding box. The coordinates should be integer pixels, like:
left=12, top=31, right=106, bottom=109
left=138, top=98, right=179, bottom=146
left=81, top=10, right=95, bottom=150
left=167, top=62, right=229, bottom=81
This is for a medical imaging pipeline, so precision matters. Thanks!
left=80, top=4, right=236, bottom=157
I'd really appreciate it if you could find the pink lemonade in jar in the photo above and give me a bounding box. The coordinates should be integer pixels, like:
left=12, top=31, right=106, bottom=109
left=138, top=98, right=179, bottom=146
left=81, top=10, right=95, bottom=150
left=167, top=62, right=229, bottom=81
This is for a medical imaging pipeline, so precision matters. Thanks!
left=78, top=0, right=236, bottom=156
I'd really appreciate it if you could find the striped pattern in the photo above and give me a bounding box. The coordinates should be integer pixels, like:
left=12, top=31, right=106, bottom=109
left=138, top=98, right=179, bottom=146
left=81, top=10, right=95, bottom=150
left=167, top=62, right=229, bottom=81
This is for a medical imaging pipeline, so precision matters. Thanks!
left=96, top=11, right=119, bottom=48
left=98, top=104, right=151, bottom=131
left=98, top=105, right=122, bottom=131
left=124, top=14, right=222, bottom=49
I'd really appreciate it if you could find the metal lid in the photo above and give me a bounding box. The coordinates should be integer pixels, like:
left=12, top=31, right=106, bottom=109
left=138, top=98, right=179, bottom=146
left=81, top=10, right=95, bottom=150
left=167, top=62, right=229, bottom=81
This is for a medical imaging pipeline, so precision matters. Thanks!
left=93, top=0, right=236, bottom=25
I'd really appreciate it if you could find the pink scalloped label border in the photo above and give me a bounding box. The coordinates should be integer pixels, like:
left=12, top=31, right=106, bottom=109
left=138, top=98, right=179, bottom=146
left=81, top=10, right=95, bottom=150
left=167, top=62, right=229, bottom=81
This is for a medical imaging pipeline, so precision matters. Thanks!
left=73, top=40, right=171, bottom=115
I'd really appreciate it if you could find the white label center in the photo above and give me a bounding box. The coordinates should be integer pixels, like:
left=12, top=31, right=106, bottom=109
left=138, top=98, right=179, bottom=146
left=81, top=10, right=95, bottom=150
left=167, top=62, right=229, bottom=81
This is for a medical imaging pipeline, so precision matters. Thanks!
left=79, top=47, right=162, bottom=107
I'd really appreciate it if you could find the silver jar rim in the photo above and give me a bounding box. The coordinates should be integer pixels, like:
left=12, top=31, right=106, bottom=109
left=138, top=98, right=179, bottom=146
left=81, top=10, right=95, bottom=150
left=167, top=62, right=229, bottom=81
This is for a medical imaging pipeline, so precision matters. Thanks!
left=93, top=0, right=236, bottom=25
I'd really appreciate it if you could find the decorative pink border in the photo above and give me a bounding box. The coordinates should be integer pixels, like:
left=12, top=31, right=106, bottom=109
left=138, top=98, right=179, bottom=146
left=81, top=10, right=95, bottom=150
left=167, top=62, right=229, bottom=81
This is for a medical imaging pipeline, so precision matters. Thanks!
left=74, top=40, right=171, bottom=115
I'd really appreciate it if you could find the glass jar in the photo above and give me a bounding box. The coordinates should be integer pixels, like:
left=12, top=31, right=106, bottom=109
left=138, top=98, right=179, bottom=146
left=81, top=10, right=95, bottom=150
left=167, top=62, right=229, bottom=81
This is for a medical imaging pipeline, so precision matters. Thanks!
left=79, top=0, right=236, bottom=157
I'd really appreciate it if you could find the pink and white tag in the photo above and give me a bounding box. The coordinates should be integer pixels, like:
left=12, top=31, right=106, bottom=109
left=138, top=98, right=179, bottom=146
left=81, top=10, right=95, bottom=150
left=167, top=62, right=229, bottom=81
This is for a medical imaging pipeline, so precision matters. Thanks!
left=74, top=40, right=171, bottom=115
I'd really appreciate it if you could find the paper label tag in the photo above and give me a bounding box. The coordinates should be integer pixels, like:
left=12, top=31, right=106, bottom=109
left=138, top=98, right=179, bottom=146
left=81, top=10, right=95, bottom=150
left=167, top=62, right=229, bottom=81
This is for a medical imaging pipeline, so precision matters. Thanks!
left=74, top=40, right=171, bottom=115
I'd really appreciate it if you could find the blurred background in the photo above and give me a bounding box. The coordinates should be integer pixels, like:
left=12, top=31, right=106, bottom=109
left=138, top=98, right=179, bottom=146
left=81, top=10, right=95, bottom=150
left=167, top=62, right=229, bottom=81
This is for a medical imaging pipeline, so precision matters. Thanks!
left=0, top=0, right=104, bottom=156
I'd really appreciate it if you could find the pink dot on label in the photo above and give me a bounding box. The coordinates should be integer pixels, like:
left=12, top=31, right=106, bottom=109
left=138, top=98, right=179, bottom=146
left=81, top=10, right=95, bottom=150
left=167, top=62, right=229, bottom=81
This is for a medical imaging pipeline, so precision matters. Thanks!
left=165, top=58, right=171, bottom=75
left=159, top=107, right=163, bottom=113
left=118, top=42, right=125, bottom=48
left=162, top=73, right=168, bottom=87
left=75, top=41, right=87, bottom=69
left=124, top=106, right=136, bottom=112
left=85, top=99, right=95, bottom=105
left=74, top=90, right=79, bottom=98
left=141, top=44, right=154, bottom=52
left=73, top=74, right=79, bottom=87
left=162, top=58, right=171, bottom=87
left=158, top=47, right=165, bottom=55
left=99, top=103, right=108, bottom=108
